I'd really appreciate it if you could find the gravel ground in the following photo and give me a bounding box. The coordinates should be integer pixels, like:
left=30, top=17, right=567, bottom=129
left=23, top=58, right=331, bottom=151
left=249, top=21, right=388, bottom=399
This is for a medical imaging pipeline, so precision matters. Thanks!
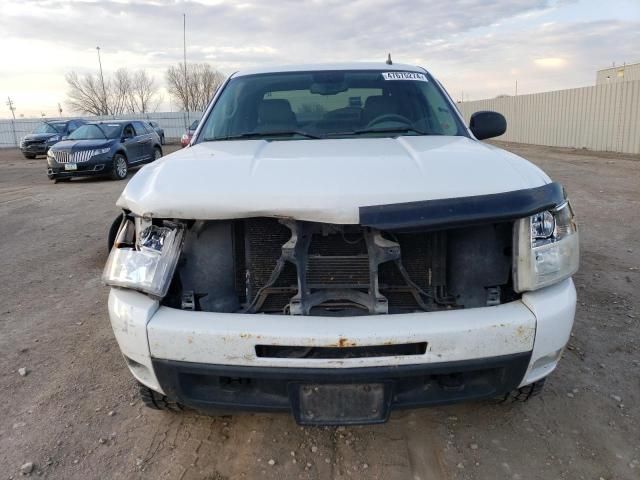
left=0, top=142, right=638, bottom=480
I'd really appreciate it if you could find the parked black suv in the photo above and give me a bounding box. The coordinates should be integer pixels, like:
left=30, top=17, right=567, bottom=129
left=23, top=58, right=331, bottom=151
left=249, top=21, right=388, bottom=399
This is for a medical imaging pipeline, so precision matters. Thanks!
left=47, top=120, right=163, bottom=183
left=147, top=121, right=165, bottom=145
left=20, top=119, right=85, bottom=159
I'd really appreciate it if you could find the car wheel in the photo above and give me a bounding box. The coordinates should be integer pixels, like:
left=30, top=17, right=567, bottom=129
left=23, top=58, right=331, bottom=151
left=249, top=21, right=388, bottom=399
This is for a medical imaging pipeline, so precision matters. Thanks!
left=501, top=378, right=546, bottom=403
left=160, top=134, right=165, bottom=145
left=24, top=154, right=36, bottom=159
left=111, top=153, right=128, bottom=180
left=107, top=214, right=124, bottom=252
left=153, top=147, right=162, bottom=161
left=138, top=383, right=184, bottom=412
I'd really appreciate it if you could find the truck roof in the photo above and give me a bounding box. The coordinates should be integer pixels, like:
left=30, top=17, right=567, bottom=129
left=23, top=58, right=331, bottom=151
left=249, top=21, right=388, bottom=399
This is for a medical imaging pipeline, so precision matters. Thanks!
left=232, top=62, right=427, bottom=78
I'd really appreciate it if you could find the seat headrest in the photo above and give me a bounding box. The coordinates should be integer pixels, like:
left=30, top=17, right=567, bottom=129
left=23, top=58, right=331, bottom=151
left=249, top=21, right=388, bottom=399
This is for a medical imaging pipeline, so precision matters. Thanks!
left=258, top=99, right=296, bottom=126
left=362, top=95, right=400, bottom=124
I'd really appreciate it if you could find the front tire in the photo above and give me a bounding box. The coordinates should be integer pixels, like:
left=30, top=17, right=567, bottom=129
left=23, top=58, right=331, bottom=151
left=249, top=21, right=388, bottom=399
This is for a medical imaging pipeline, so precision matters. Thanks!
left=107, top=214, right=123, bottom=252
left=138, top=383, right=184, bottom=412
left=501, top=378, right=546, bottom=403
left=111, top=153, right=128, bottom=180
left=160, top=134, right=165, bottom=145
left=153, top=147, right=162, bottom=161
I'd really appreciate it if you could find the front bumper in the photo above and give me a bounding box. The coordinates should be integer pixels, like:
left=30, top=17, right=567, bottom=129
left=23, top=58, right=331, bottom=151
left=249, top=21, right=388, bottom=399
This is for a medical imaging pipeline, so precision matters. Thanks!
left=108, top=279, right=576, bottom=421
left=153, top=354, right=531, bottom=424
left=21, top=143, right=49, bottom=155
left=47, top=154, right=111, bottom=178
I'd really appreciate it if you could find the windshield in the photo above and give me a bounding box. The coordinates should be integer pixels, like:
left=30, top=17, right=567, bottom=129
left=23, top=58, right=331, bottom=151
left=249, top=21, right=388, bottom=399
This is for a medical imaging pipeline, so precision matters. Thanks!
left=34, top=122, right=64, bottom=134
left=68, top=124, right=121, bottom=140
left=198, top=70, right=465, bottom=142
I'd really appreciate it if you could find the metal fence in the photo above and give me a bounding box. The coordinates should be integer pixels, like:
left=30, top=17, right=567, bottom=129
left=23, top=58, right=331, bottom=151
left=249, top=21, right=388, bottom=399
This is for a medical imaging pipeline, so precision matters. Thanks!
left=0, top=111, right=203, bottom=148
left=457, top=80, right=640, bottom=154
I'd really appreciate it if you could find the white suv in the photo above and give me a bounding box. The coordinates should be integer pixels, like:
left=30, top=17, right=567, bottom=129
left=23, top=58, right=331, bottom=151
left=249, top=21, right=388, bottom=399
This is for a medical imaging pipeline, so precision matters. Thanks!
left=104, top=63, right=579, bottom=425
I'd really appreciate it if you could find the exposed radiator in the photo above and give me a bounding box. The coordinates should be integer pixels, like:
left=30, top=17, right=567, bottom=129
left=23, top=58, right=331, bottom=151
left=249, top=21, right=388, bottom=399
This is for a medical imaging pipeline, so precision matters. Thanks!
left=235, top=218, right=447, bottom=313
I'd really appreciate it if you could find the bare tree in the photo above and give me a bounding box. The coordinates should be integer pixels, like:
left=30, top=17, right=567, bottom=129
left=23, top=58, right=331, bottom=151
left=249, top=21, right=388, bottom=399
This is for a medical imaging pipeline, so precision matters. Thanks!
left=132, top=70, right=161, bottom=113
left=166, top=62, right=224, bottom=112
left=65, top=72, right=108, bottom=116
left=111, top=68, right=133, bottom=115
left=66, top=68, right=161, bottom=115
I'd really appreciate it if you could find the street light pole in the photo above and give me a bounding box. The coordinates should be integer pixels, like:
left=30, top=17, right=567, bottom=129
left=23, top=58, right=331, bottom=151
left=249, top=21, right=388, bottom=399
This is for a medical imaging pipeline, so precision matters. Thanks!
left=183, top=13, right=189, bottom=126
left=96, top=46, right=107, bottom=115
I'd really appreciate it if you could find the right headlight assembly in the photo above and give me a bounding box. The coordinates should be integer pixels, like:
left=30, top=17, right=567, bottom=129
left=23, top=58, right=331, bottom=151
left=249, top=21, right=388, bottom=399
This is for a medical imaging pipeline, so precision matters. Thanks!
left=102, top=217, right=185, bottom=298
left=513, top=200, right=579, bottom=292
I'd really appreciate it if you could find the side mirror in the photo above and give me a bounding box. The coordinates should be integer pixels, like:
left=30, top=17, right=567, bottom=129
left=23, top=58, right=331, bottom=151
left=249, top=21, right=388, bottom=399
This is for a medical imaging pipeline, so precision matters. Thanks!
left=469, top=111, right=506, bottom=140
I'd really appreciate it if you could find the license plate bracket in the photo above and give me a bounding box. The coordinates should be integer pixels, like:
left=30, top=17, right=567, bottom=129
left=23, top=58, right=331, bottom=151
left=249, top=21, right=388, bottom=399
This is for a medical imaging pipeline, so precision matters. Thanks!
left=64, top=163, right=77, bottom=171
left=290, top=382, right=392, bottom=425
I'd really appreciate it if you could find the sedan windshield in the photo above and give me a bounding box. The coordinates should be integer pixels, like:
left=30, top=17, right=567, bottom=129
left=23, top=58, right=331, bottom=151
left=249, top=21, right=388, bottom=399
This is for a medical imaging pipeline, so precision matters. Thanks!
left=34, top=122, right=64, bottom=134
left=198, top=70, right=465, bottom=142
left=68, top=124, right=121, bottom=140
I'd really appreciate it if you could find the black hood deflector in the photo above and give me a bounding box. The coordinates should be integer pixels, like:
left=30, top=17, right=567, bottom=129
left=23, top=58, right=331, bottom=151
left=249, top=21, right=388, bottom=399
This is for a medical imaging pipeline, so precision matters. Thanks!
left=359, top=182, right=565, bottom=231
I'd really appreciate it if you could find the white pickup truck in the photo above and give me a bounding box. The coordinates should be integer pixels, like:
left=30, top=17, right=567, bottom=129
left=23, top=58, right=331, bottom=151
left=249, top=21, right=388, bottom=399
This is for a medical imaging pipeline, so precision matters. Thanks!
left=103, top=63, right=579, bottom=425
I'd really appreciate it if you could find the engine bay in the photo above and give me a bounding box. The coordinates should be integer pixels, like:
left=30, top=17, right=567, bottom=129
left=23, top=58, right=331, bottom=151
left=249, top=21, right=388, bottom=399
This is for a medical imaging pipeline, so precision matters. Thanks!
left=162, top=217, right=517, bottom=315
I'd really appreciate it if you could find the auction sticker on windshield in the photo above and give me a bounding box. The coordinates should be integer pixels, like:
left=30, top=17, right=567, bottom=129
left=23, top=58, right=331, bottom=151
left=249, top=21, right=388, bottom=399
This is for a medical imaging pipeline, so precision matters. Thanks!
left=381, top=72, right=428, bottom=81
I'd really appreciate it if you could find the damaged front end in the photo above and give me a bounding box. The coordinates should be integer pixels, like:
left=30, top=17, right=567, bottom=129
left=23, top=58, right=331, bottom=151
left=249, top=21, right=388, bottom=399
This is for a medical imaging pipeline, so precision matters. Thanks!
left=106, top=216, right=516, bottom=316
left=104, top=182, right=575, bottom=317
left=103, top=182, right=578, bottom=424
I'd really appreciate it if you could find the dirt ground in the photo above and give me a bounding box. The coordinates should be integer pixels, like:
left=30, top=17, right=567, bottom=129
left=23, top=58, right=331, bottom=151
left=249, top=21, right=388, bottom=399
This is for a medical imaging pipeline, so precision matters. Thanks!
left=0, top=142, right=638, bottom=480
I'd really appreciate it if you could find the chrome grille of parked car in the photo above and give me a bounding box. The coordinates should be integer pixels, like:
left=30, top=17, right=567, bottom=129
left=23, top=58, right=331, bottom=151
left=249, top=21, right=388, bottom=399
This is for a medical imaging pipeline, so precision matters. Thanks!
left=53, top=150, right=96, bottom=164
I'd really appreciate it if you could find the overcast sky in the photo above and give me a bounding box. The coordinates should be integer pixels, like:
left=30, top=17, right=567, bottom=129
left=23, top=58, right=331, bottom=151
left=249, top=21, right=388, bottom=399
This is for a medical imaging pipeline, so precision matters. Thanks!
left=1, top=0, right=639, bottom=118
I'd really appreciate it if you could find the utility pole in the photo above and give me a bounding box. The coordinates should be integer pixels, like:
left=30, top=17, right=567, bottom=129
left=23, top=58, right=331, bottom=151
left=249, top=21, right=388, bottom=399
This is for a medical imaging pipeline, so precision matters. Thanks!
left=6, top=96, right=18, bottom=147
left=96, top=46, right=108, bottom=115
left=515, top=80, right=518, bottom=96
left=182, top=13, right=189, bottom=128
left=183, top=13, right=189, bottom=127
left=58, top=103, right=63, bottom=117
left=6, top=96, right=16, bottom=120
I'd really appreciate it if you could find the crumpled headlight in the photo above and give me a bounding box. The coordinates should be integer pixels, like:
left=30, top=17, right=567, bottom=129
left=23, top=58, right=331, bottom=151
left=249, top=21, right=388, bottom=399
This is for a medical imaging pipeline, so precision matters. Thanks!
left=513, top=200, right=579, bottom=292
left=102, top=218, right=185, bottom=297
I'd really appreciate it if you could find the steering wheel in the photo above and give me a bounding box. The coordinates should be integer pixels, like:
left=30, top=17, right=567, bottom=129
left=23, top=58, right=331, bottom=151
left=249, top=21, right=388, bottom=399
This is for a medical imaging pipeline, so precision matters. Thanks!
left=366, top=113, right=412, bottom=128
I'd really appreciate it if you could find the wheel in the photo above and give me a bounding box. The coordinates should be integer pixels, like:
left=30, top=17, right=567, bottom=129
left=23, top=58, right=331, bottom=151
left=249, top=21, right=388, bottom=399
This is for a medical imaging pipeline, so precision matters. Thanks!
left=501, top=378, right=546, bottom=403
left=160, top=134, right=165, bottom=145
left=53, top=177, right=71, bottom=184
left=107, top=214, right=123, bottom=252
left=111, top=153, right=128, bottom=180
left=138, top=383, right=184, bottom=412
left=153, top=147, right=162, bottom=161
left=24, top=153, right=36, bottom=159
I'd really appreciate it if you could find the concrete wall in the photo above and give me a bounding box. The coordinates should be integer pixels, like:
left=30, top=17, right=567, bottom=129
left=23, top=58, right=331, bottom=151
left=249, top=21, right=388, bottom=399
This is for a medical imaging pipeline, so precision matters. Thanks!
left=0, top=111, right=203, bottom=148
left=458, top=80, right=640, bottom=154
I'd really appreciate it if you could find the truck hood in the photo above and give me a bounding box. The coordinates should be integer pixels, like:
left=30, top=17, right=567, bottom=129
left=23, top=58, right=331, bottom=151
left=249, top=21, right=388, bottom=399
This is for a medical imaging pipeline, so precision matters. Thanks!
left=117, top=136, right=551, bottom=223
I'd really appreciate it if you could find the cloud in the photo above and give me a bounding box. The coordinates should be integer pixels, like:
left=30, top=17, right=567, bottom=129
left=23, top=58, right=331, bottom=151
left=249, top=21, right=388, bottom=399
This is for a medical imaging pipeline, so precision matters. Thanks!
left=0, top=0, right=638, bottom=114
left=534, top=57, right=566, bottom=67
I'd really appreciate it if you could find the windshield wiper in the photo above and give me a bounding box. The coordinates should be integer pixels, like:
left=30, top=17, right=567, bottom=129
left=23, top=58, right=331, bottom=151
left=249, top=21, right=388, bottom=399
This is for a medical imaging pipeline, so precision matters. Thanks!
left=208, top=130, right=324, bottom=141
left=334, top=126, right=432, bottom=136
left=94, top=124, right=109, bottom=139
